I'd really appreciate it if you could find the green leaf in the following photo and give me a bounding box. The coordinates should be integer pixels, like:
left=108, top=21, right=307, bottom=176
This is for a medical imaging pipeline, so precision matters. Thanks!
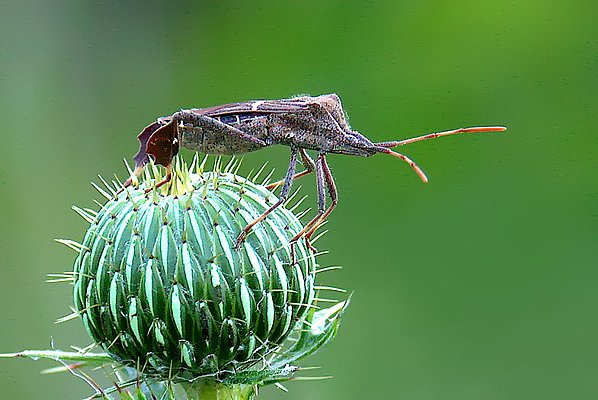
left=221, top=364, right=299, bottom=386
left=0, top=349, right=113, bottom=364
left=271, top=298, right=350, bottom=369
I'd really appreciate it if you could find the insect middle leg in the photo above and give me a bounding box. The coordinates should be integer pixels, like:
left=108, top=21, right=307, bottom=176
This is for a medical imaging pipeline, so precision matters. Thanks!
left=235, top=147, right=298, bottom=248
left=265, top=148, right=315, bottom=190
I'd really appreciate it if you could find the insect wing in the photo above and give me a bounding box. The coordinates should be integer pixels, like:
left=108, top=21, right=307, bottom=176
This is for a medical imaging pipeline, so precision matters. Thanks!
left=190, top=98, right=314, bottom=117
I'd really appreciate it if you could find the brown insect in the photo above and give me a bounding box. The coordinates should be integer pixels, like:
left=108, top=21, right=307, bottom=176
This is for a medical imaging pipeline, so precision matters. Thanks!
left=123, top=93, right=506, bottom=249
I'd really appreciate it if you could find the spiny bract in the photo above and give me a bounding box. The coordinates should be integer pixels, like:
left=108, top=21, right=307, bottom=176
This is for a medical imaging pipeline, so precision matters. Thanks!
left=72, top=159, right=316, bottom=380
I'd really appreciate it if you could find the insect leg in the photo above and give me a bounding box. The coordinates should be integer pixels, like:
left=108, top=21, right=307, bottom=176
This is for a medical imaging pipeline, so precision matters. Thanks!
left=305, top=154, right=337, bottom=241
left=173, top=110, right=267, bottom=146
left=265, top=148, right=315, bottom=190
left=120, top=165, right=143, bottom=193
left=121, top=162, right=173, bottom=195
left=145, top=163, right=173, bottom=193
left=290, top=152, right=327, bottom=247
left=235, top=147, right=298, bottom=249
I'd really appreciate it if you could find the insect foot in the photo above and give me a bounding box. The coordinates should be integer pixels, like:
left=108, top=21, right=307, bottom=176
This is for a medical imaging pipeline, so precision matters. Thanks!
left=59, top=155, right=350, bottom=398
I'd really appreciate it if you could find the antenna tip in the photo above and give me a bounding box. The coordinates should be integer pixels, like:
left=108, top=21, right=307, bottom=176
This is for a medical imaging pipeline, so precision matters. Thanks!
left=469, top=126, right=507, bottom=133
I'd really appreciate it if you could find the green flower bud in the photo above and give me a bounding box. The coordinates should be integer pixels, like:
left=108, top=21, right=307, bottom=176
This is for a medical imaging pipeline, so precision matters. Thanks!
left=72, top=159, right=316, bottom=380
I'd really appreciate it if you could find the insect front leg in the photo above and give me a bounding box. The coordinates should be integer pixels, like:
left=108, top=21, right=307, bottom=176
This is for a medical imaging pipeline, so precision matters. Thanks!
left=290, top=152, right=329, bottom=252
left=172, top=110, right=267, bottom=147
left=305, top=154, right=337, bottom=240
left=235, top=147, right=299, bottom=249
left=265, top=148, right=315, bottom=190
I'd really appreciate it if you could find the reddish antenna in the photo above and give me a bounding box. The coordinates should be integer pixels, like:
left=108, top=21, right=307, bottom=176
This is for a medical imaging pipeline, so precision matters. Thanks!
left=377, top=126, right=507, bottom=182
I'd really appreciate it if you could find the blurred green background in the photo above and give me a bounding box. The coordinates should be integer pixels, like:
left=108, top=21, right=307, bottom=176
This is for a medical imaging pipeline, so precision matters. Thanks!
left=1, top=1, right=597, bottom=399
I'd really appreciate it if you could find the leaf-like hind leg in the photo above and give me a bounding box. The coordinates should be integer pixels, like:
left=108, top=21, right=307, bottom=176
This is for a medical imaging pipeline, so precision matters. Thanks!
left=266, top=148, right=315, bottom=190
left=235, top=147, right=298, bottom=249
left=118, top=121, right=164, bottom=194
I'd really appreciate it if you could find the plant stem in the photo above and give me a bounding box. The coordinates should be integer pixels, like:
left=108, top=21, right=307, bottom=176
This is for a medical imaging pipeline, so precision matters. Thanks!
left=181, top=379, right=256, bottom=400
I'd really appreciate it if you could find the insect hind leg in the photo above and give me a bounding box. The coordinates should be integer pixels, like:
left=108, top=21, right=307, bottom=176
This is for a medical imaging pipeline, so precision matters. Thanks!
left=119, top=165, right=145, bottom=193
left=145, top=163, right=173, bottom=193
left=173, top=110, right=267, bottom=147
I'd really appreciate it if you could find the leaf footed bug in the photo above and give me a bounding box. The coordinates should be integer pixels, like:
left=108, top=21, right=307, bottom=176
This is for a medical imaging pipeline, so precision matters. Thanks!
left=122, top=93, right=506, bottom=252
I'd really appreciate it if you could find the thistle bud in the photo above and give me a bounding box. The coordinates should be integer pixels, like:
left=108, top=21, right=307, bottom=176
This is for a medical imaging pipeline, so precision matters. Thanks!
left=73, top=159, right=317, bottom=380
